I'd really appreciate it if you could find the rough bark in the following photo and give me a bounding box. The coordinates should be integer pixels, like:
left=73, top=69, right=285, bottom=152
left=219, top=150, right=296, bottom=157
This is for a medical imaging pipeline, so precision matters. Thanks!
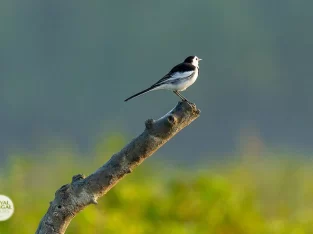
left=36, top=101, right=200, bottom=234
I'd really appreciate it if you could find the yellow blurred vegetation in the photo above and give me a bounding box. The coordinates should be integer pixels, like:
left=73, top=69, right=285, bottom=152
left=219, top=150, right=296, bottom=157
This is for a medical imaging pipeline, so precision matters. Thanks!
left=1, top=135, right=313, bottom=234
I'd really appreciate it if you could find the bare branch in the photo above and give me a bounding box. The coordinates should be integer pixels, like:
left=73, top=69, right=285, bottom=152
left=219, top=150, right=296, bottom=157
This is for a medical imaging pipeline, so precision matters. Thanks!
left=36, top=101, right=200, bottom=234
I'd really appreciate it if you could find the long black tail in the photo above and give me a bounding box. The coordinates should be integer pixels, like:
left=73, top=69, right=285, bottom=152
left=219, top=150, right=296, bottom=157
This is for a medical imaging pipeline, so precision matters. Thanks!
left=124, top=86, right=156, bottom=102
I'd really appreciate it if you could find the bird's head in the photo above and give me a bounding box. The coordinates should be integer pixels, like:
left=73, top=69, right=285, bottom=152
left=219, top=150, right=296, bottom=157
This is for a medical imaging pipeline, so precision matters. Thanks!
left=184, top=56, right=202, bottom=68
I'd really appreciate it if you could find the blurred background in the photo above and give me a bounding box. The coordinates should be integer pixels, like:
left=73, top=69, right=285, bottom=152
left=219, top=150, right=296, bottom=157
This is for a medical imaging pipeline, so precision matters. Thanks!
left=1, top=0, right=313, bottom=233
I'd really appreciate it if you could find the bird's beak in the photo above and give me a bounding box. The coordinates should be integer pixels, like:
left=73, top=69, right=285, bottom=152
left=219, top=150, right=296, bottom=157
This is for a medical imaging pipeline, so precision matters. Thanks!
left=198, top=58, right=202, bottom=61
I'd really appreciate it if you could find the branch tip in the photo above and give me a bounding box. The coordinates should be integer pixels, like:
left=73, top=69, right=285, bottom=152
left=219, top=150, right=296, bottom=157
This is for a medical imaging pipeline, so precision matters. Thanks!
left=195, top=108, right=201, bottom=114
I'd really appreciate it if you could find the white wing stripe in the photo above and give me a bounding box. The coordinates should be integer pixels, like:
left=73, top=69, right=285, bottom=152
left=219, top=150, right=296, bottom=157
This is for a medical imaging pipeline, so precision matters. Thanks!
left=169, top=71, right=194, bottom=79
left=160, top=71, right=194, bottom=84
left=162, top=72, right=194, bottom=84
left=153, top=70, right=195, bottom=87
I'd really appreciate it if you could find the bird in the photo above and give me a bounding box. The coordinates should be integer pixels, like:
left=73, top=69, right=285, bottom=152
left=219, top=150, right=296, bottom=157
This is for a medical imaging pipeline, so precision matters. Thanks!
left=124, top=55, right=202, bottom=103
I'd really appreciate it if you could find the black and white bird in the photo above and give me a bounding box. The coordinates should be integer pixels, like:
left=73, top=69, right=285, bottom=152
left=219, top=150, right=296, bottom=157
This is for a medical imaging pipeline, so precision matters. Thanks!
left=124, top=56, right=202, bottom=103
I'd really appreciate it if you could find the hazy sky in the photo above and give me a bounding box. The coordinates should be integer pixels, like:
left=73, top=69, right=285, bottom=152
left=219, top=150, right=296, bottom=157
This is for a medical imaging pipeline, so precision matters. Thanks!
left=1, top=0, right=313, bottom=160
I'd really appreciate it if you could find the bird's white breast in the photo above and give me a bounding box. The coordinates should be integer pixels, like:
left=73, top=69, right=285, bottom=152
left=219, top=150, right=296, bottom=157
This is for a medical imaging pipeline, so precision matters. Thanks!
left=176, top=68, right=198, bottom=91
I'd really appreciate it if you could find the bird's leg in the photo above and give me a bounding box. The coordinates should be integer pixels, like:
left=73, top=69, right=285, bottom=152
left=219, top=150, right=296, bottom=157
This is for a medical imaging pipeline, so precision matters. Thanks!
left=173, top=91, right=192, bottom=104
left=173, top=91, right=185, bottom=101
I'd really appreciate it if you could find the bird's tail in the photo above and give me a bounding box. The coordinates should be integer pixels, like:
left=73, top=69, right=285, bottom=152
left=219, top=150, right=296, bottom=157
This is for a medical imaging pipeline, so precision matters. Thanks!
left=124, top=86, right=157, bottom=102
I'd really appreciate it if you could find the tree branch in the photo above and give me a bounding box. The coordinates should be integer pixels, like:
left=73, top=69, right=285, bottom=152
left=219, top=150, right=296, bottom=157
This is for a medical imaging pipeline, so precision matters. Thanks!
left=36, top=101, right=200, bottom=234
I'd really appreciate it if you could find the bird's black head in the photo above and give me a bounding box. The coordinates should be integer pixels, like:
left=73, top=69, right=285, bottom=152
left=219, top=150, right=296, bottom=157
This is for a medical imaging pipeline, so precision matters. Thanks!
left=184, top=56, right=202, bottom=67
left=184, top=56, right=196, bottom=63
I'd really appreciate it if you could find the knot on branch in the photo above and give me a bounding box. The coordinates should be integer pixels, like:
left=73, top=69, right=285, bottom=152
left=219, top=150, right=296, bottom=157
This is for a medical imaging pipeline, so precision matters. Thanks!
left=125, top=168, right=133, bottom=174
left=57, top=184, right=70, bottom=195
left=72, top=174, right=86, bottom=182
left=167, top=114, right=177, bottom=125
left=145, top=119, right=155, bottom=129
left=90, top=197, right=98, bottom=205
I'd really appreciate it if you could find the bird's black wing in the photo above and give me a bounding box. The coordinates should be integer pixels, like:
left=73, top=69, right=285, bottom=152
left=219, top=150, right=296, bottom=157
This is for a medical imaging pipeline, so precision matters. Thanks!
left=151, top=62, right=196, bottom=87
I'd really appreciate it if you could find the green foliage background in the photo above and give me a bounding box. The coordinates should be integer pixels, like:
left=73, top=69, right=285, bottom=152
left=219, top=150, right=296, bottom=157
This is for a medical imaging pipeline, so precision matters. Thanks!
left=1, top=136, right=313, bottom=234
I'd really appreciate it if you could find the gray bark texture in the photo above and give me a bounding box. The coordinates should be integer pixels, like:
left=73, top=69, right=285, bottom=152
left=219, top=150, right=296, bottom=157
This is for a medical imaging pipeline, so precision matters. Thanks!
left=36, top=101, right=200, bottom=234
